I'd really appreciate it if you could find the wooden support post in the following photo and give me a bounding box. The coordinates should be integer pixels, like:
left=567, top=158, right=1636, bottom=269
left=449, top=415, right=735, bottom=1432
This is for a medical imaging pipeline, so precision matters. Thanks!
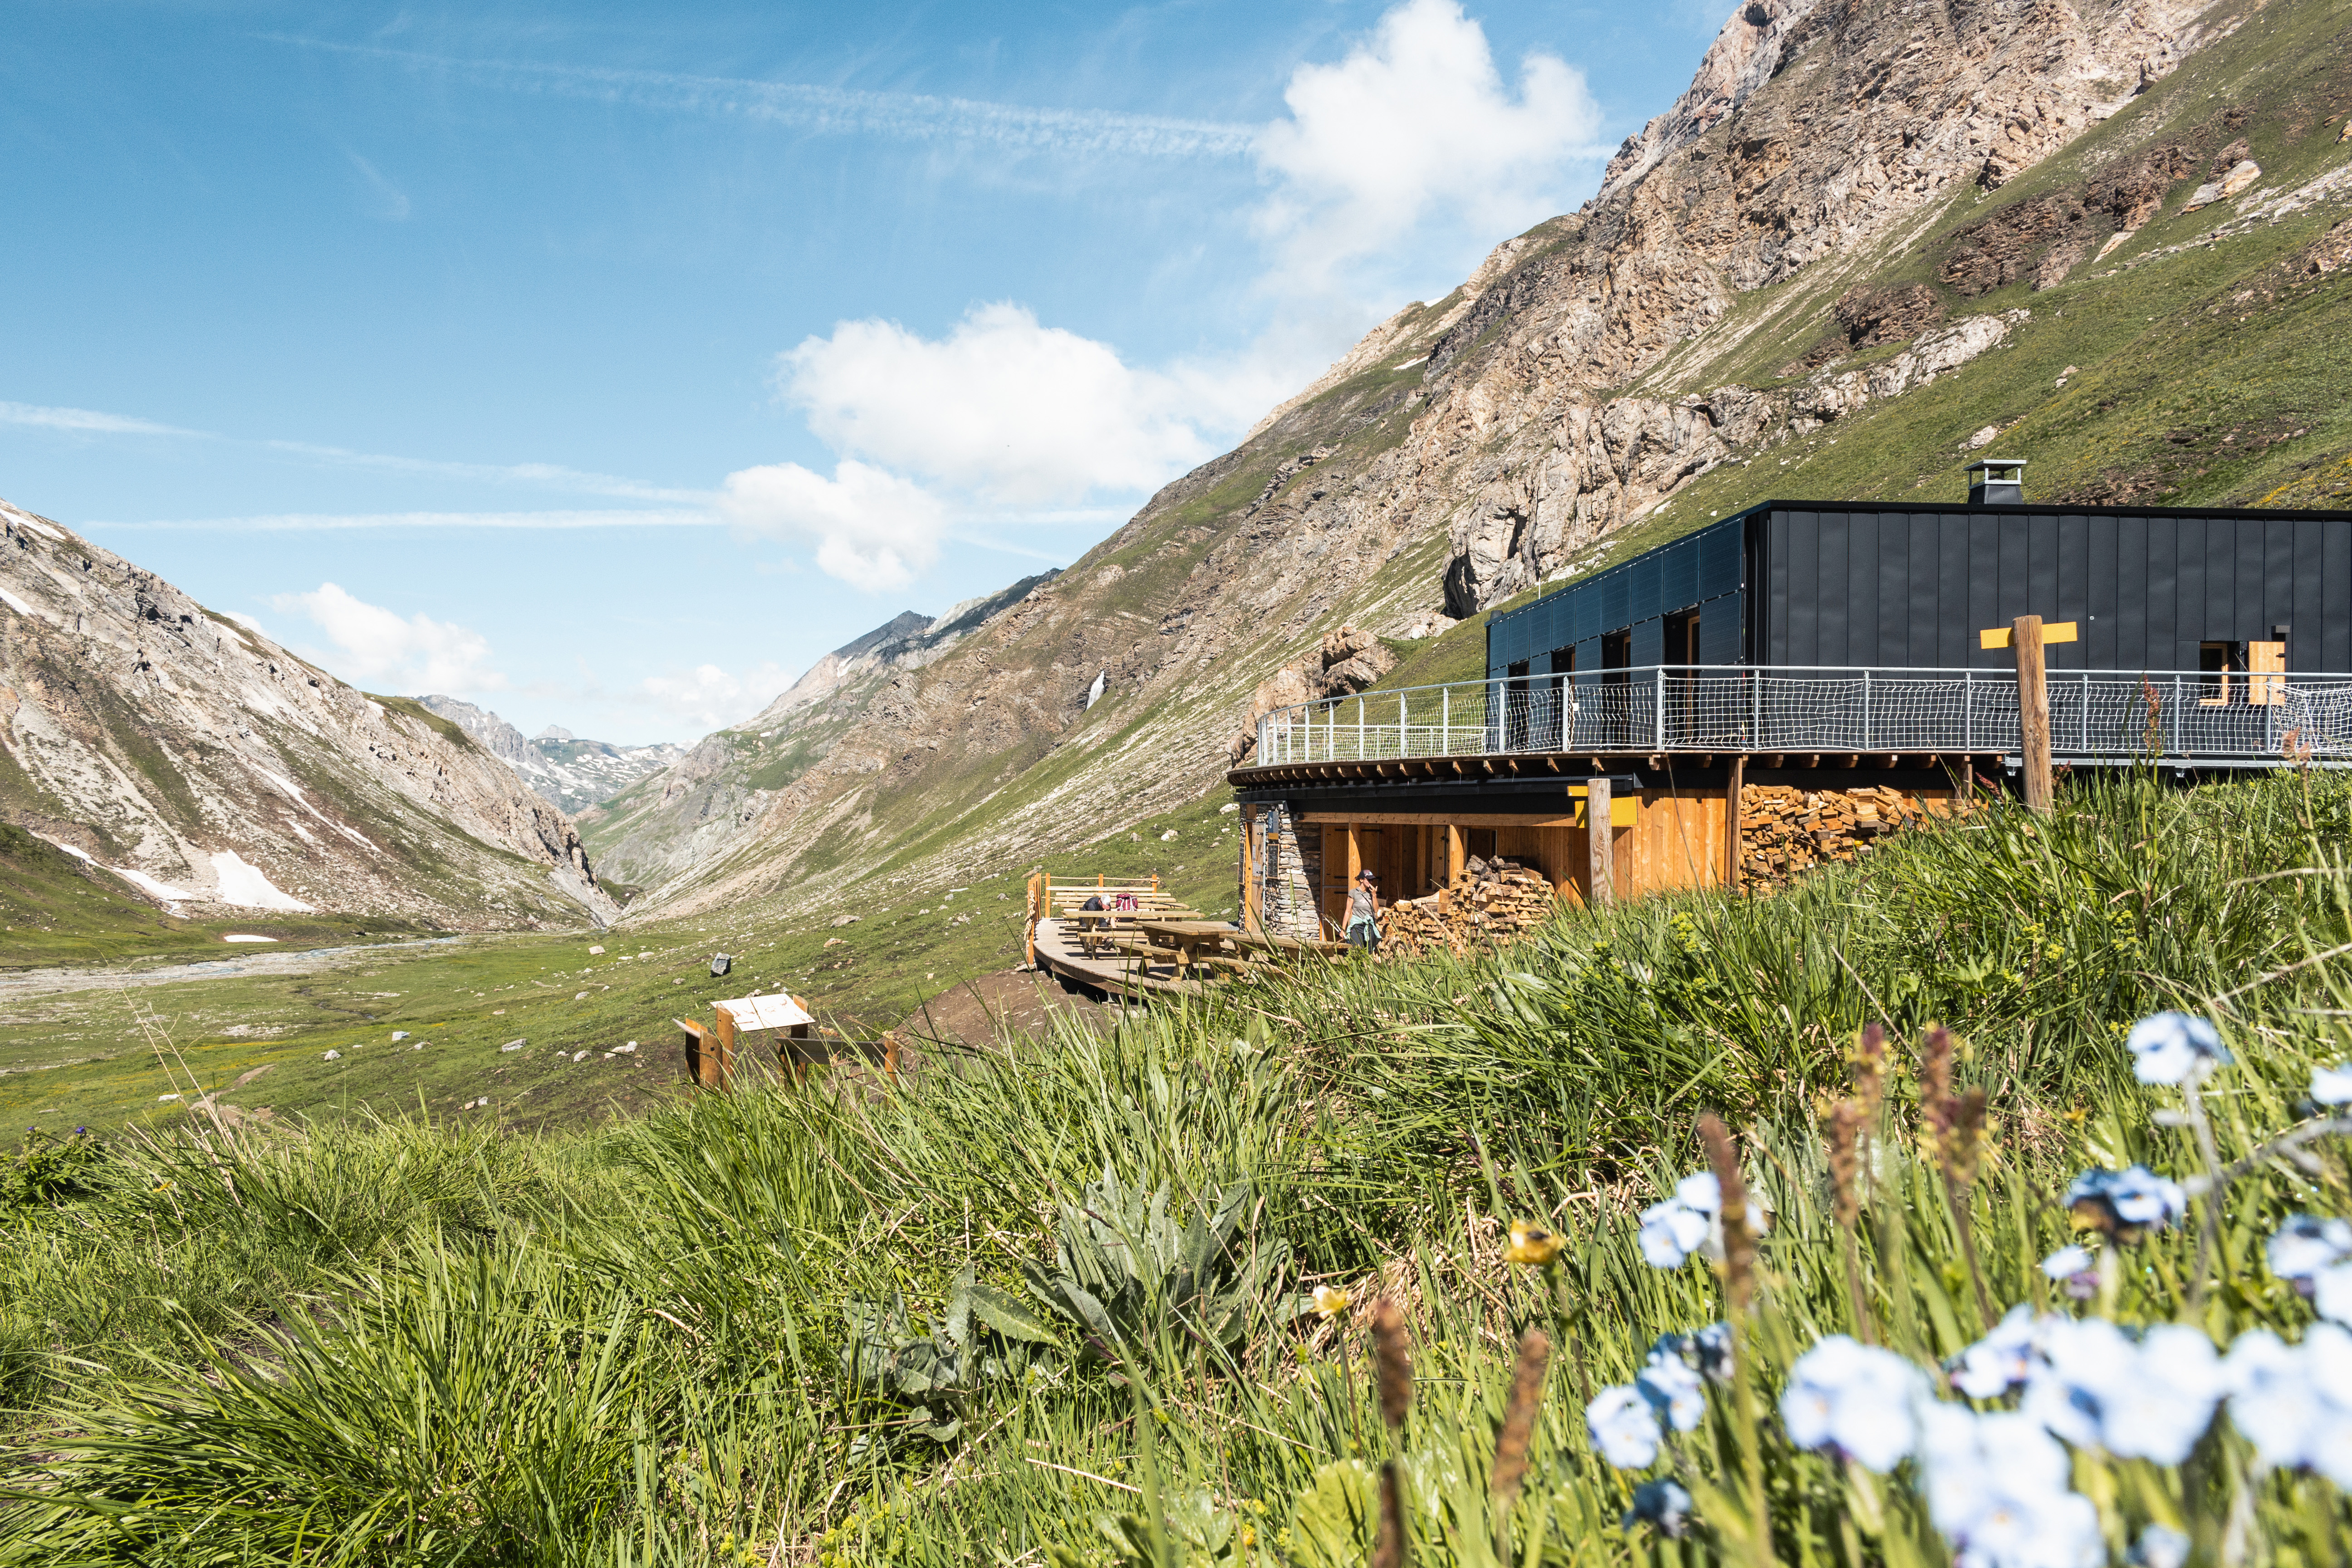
left=1726, top=755, right=1745, bottom=891
left=882, top=1030, right=902, bottom=1086
left=782, top=994, right=811, bottom=1084
left=1241, top=806, right=1263, bottom=934
left=714, top=1004, right=743, bottom=1090
left=1587, top=778, right=1614, bottom=908
left=2014, top=614, right=2052, bottom=814
left=1025, top=872, right=1042, bottom=967
left=677, top=1018, right=717, bottom=1088
left=1446, top=823, right=1466, bottom=885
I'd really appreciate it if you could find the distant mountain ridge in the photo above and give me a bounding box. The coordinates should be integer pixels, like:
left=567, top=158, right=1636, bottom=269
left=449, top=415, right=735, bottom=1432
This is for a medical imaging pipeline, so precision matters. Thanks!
left=0, top=501, right=615, bottom=928
left=416, top=696, right=686, bottom=817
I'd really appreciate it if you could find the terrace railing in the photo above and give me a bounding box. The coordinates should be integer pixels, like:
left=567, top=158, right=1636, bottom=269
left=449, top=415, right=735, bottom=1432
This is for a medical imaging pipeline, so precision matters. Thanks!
left=1248, top=666, right=2352, bottom=769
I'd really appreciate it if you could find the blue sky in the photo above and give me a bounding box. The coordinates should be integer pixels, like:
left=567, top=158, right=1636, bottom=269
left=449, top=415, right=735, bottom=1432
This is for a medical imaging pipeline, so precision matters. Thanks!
left=2, top=0, right=1729, bottom=743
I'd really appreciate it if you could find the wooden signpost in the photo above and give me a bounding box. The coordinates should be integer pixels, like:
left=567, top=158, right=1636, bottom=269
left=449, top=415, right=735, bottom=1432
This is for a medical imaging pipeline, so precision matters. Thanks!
left=1980, top=617, right=2068, bottom=814
left=1587, top=777, right=1614, bottom=905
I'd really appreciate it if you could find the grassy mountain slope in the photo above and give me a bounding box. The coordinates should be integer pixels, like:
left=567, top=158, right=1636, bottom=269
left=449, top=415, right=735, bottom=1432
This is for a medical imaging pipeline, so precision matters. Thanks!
left=1, top=505, right=616, bottom=933
left=0, top=824, right=431, bottom=968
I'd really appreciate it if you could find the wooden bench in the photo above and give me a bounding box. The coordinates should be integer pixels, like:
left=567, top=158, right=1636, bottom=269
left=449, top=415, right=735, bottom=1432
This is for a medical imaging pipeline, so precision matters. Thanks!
left=1029, top=874, right=1202, bottom=961
left=1230, top=931, right=1348, bottom=959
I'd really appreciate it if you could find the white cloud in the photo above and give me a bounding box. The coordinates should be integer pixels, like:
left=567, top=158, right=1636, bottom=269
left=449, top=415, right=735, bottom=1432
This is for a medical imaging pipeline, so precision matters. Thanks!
left=637, top=661, right=793, bottom=733
left=0, top=400, right=200, bottom=436
left=779, top=303, right=1223, bottom=505
left=220, top=609, right=267, bottom=635
left=716, top=460, right=948, bottom=593
left=1252, top=0, right=1605, bottom=299
left=270, top=582, right=505, bottom=694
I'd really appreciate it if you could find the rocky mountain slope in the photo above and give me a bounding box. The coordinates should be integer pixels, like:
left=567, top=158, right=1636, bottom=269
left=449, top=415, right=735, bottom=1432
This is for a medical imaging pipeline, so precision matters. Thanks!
left=606, top=0, right=2352, bottom=922
left=578, top=572, right=1057, bottom=890
left=0, top=501, right=616, bottom=929
left=415, top=696, right=685, bottom=816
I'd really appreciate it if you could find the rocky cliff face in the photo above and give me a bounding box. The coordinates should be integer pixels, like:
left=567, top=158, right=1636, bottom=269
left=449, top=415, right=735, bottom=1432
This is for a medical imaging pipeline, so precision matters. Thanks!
left=417, top=695, right=530, bottom=765
left=416, top=697, right=686, bottom=816
left=1, top=500, right=616, bottom=928
left=614, top=0, right=2352, bottom=921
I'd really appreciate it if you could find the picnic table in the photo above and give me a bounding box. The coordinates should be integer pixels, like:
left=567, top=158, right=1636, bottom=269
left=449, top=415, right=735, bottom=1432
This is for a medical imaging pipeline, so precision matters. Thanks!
left=1071, top=904, right=1206, bottom=955
left=1229, top=930, right=1348, bottom=959
left=1134, top=918, right=1242, bottom=980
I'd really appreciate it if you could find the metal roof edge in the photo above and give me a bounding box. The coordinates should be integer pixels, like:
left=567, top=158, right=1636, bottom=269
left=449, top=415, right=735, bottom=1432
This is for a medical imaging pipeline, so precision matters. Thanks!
left=1748, top=498, right=2352, bottom=522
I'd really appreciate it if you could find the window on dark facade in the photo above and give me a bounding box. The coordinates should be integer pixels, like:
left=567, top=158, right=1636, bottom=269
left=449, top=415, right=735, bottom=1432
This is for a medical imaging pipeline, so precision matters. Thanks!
left=1601, top=629, right=1631, bottom=686
left=2199, top=641, right=2239, bottom=706
left=1505, top=659, right=1531, bottom=749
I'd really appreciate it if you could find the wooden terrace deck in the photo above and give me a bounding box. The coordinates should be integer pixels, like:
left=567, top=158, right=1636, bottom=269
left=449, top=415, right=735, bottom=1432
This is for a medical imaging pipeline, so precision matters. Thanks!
left=1030, top=916, right=1207, bottom=998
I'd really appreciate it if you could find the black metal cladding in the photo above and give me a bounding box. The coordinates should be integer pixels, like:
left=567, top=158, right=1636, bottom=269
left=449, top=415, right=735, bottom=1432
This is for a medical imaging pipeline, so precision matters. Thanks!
left=1486, top=501, right=2352, bottom=679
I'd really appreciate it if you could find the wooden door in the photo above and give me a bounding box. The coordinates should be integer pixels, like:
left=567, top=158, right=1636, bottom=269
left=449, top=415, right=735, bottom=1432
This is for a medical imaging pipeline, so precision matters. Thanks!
left=2249, top=640, right=2284, bottom=706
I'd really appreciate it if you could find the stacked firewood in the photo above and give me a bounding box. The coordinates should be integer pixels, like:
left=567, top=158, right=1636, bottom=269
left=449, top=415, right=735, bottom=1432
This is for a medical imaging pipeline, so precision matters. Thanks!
left=1380, top=856, right=1556, bottom=957
left=1739, top=784, right=1961, bottom=887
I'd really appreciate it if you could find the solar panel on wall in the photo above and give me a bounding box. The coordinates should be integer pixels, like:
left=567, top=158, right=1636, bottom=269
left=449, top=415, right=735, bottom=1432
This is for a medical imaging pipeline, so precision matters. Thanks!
left=1700, top=521, right=1742, bottom=600
left=1699, top=600, right=1741, bottom=666
left=1662, top=536, right=1697, bottom=611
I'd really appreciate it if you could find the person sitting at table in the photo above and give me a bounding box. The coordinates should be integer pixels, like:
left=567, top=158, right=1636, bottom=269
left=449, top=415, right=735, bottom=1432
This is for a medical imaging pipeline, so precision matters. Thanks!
left=1078, top=893, right=1106, bottom=956
left=1345, top=869, right=1382, bottom=953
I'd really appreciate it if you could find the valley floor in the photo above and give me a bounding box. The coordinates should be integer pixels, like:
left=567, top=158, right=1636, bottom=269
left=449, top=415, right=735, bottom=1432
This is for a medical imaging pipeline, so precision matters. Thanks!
left=0, top=793, right=1241, bottom=1137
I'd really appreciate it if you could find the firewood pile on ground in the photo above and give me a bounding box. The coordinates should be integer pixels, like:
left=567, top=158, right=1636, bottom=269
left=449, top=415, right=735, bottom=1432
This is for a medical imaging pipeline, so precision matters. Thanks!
left=1739, top=783, right=1966, bottom=887
left=1380, top=856, right=1556, bottom=958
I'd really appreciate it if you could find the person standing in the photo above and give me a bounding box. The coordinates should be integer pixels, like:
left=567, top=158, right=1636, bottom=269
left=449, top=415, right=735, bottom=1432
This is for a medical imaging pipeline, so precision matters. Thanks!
left=1345, top=868, right=1382, bottom=952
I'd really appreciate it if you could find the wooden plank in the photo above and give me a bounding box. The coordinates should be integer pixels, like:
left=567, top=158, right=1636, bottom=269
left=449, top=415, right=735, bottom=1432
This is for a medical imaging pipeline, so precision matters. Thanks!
left=1239, top=806, right=1261, bottom=934
left=1980, top=620, right=2077, bottom=649
left=711, top=1004, right=740, bottom=1090
left=1588, top=777, right=1614, bottom=907
left=1302, top=810, right=1586, bottom=828
left=676, top=1018, right=716, bottom=1088
left=2014, top=614, right=2053, bottom=814
left=1727, top=755, right=1745, bottom=892
left=2249, top=639, right=2285, bottom=706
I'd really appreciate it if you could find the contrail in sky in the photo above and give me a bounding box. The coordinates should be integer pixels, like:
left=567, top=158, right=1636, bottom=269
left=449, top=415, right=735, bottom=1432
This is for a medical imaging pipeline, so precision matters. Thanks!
left=264, top=36, right=1260, bottom=160
left=3, top=397, right=708, bottom=507
left=92, top=510, right=718, bottom=532
left=0, top=401, right=201, bottom=437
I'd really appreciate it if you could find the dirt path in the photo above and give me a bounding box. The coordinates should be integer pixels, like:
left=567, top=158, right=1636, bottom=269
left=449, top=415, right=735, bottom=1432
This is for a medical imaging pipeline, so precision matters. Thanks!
left=895, top=966, right=1127, bottom=1048
left=0, top=936, right=470, bottom=1003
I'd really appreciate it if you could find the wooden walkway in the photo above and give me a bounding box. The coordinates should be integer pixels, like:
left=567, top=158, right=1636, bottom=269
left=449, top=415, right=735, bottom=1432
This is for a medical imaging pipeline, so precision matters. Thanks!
left=1030, top=916, right=1207, bottom=999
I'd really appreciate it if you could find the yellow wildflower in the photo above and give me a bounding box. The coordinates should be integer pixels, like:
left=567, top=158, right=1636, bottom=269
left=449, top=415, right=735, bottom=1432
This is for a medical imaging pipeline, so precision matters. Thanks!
left=1310, top=1284, right=1352, bottom=1318
left=1506, top=1219, right=1563, bottom=1266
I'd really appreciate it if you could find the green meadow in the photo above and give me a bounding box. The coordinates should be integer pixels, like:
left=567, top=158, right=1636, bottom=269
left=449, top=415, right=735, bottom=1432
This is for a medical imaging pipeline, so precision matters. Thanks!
left=4, top=770, right=2350, bottom=1564
left=0, top=795, right=1242, bottom=1137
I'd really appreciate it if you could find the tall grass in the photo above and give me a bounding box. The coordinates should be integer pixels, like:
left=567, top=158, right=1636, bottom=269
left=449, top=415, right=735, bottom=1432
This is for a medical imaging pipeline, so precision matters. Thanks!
left=2, top=772, right=2348, bottom=1563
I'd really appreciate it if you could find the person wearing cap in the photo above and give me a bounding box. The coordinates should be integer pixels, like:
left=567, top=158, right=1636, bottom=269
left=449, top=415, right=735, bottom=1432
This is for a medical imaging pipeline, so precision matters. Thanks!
left=1345, top=868, right=1382, bottom=952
